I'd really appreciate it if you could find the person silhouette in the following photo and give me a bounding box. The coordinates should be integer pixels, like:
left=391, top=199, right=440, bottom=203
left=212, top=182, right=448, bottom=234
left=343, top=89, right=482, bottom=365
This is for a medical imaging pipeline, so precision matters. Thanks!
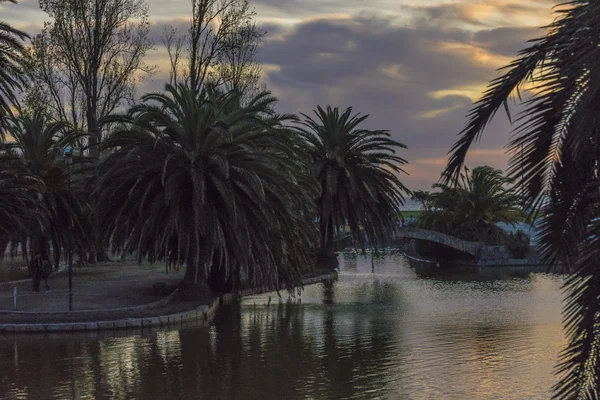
left=31, top=253, right=53, bottom=292
left=40, top=255, right=53, bottom=292
left=31, top=254, right=42, bottom=292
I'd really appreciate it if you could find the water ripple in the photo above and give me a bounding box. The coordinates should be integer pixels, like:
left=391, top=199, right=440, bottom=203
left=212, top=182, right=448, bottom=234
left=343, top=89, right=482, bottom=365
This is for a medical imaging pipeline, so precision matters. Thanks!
left=0, top=253, right=565, bottom=400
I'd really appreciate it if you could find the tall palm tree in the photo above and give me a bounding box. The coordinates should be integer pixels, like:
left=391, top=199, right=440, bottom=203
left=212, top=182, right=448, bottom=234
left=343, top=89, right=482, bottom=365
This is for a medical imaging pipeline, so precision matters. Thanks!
left=96, top=84, right=317, bottom=293
left=0, top=0, right=28, bottom=130
left=442, top=2, right=600, bottom=398
left=419, top=166, right=524, bottom=242
left=294, top=106, right=409, bottom=266
left=6, top=109, right=92, bottom=267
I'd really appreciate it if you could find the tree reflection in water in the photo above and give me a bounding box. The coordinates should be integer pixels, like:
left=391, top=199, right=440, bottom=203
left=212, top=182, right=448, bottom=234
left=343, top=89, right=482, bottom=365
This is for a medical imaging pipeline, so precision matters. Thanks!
left=0, top=281, right=400, bottom=400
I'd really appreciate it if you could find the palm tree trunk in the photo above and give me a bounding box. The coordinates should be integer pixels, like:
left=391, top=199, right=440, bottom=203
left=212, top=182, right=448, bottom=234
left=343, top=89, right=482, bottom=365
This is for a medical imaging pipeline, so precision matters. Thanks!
left=181, top=255, right=211, bottom=299
left=318, top=216, right=337, bottom=270
left=207, top=251, right=233, bottom=293
left=319, top=216, right=334, bottom=251
left=183, top=260, right=198, bottom=282
left=89, top=196, right=110, bottom=264
left=86, top=90, right=101, bottom=158
left=30, top=233, right=49, bottom=259
left=87, top=233, right=110, bottom=264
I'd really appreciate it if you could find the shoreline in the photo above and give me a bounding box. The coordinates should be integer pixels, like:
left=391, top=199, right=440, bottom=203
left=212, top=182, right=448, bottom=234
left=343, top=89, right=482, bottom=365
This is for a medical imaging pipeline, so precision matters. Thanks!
left=0, top=271, right=338, bottom=334
left=402, top=250, right=550, bottom=269
left=402, top=244, right=547, bottom=268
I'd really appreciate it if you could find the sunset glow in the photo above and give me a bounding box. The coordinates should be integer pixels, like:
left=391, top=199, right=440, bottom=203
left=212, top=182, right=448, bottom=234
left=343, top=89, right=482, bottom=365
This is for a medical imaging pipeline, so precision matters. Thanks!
left=1, top=0, right=562, bottom=190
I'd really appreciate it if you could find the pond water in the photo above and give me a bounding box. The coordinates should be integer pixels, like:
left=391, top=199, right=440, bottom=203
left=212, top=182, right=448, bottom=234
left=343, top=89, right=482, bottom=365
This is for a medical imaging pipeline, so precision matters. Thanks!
left=0, top=253, right=566, bottom=400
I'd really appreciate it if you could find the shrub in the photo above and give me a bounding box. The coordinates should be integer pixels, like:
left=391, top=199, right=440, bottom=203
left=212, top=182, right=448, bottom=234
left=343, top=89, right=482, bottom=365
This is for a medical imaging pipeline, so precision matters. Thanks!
left=505, top=230, right=530, bottom=259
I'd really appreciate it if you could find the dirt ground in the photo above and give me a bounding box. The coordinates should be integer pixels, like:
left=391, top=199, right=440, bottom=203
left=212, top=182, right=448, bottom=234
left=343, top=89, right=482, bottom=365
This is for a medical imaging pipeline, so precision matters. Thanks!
left=0, top=260, right=183, bottom=313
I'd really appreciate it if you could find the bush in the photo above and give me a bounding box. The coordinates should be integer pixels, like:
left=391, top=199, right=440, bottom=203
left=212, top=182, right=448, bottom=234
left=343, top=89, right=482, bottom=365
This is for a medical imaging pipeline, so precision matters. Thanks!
left=505, top=230, right=530, bottom=259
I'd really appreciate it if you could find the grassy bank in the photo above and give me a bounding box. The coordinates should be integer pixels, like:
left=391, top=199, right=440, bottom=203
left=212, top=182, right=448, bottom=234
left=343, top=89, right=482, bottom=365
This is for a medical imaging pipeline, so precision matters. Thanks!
left=402, top=211, right=421, bottom=219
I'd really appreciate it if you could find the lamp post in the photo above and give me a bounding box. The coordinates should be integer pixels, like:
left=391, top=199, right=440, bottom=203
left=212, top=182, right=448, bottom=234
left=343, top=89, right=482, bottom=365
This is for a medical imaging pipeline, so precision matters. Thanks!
left=64, top=147, right=73, bottom=311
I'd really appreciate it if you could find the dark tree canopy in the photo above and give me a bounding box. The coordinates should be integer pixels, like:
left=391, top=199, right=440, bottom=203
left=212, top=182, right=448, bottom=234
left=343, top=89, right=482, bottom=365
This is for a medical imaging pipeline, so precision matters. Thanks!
left=97, top=84, right=317, bottom=293
left=0, top=152, right=46, bottom=257
left=411, top=190, right=432, bottom=212
left=6, top=109, right=93, bottom=265
left=294, top=106, right=409, bottom=256
left=418, top=166, right=524, bottom=243
left=0, top=0, right=28, bottom=131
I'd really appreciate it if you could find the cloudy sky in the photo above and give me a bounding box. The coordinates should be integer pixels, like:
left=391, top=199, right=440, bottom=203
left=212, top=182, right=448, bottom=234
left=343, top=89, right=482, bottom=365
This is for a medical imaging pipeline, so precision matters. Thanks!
left=2, top=0, right=561, bottom=190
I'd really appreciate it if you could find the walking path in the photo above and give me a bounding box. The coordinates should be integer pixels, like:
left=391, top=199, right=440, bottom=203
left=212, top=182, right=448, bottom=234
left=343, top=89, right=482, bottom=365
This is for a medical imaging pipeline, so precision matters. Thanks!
left=0, top=261, right=183, bottom=313
left=0, top=261, right=337, bottom=332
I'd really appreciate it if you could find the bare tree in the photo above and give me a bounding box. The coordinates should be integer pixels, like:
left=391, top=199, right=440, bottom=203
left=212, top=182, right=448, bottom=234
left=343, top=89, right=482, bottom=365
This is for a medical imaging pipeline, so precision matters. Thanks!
left=163, top=0, right=264, bottom=96
left=24, top=31, right=86, bottom=132
left=161, top=25, right=185, bottom=88
left=28, top=0, right=154, bottom=156
left=215, top=21, right=265, bottom=97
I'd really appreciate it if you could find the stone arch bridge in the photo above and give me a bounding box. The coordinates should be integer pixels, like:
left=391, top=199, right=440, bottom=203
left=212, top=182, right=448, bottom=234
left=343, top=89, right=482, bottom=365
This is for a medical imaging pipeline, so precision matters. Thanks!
left=334, top=227, right=485, bottom=259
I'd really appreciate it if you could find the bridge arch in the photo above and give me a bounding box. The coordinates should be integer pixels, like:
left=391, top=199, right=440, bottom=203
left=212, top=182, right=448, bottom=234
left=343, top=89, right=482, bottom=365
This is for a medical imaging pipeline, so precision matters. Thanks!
left=333, top=227, right=484, bottom=259
left=395, top=227, right=484, bottom=258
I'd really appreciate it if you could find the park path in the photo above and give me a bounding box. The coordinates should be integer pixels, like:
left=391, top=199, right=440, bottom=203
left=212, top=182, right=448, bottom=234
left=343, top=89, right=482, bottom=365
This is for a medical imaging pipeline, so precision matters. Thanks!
left=0, top=262, right=183, bottom=313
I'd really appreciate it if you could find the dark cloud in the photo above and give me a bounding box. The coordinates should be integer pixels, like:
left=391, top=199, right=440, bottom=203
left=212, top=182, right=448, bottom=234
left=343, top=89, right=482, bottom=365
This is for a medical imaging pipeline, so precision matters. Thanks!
left=3, top=0, right=558, bottom=189
left=145, top=19, right=285, bottom=58
left=251, top=0, right=367, bottom=16
left=255, top=15, right=529, bottom=189
left=259, top=17, right=482, bottom=91
left=472, top=27, right=542, bottom=57
left=147, top=18, right=190, bottom=45
left=406, top=1, right=559, bottom=30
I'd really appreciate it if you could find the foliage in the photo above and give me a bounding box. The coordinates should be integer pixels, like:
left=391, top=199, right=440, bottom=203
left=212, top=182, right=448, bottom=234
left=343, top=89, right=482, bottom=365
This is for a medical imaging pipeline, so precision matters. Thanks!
left=28, top=0, right=153, bottom=154
left=411, top=190, right=432, bottom=211
left=441, top=2, right=600, bottom=397
left=5, top=109, right=93, bottom=265
left=294, top=105, right=409, bottom=255
left=0, top=151, right=46, bottom=257
left=162, top=0, right=264, bottom=97
left=504, top=230, right=530, bottom=259
left=419, top=166, right=524, bottom=243
left=0, top=0, right=28, bottom=131
left=96, top=84, right=317, bottom=292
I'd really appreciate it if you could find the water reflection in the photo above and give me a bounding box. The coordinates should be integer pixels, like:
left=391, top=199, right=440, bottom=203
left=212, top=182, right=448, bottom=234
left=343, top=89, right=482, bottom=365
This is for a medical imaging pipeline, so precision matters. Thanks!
left=0, top=253, right=565, bottom=400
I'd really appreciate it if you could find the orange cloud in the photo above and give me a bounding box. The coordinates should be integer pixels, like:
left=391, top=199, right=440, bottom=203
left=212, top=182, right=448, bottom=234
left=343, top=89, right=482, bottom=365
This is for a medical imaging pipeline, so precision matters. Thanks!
left=414, top=157, right=448, bottom=167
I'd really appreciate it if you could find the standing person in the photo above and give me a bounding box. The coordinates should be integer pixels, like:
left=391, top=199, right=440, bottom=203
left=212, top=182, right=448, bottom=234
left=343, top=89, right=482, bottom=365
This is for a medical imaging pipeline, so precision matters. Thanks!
left=40, top=255, right=53, bottom=292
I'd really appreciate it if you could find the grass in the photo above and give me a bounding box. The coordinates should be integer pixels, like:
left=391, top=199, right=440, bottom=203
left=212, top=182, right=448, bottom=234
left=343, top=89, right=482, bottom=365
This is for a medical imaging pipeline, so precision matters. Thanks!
left=402, top=210, right=421, bottom=219
left=0, top=258, right=29, bottom=283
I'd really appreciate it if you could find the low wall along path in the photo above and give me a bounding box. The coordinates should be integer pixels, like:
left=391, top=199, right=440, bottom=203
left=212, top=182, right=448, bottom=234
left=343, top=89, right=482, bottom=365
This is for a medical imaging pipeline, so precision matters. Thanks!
left=0, top=262, right=337, bottom=333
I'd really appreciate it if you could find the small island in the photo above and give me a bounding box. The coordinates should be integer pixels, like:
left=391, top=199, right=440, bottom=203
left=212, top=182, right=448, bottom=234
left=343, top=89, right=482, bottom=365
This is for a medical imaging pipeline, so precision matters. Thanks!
left=400, top=166, right=539, bottom=267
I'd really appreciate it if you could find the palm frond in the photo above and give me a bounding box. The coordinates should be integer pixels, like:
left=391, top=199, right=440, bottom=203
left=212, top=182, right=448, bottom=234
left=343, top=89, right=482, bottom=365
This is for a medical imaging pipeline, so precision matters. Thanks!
left=98, top=83, right=318, bottom=292
left=440, top=2, right=600, bottom=397
left=5, top=110, right=93, bottom=264
left=0, top=1, right=28, bottom=132
left=294, top=105, right=409, bottom=254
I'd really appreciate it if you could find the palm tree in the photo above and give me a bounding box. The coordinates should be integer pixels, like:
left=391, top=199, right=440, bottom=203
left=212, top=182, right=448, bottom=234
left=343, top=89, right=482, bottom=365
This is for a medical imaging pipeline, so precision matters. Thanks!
left=442, top=2, right=600, bottom=398
left=419, top=166, right=524, bottom=242
left=96, top=84, right=317, bottom=293
left=0, top=151, right=46, bottom=258
left=0, top=0, right=28, bottom=129
left=294, top=106, right=409, bottom=266
left=6, top=109, right=92, bottom=267
left=411, top=190, right=432, bottom=212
